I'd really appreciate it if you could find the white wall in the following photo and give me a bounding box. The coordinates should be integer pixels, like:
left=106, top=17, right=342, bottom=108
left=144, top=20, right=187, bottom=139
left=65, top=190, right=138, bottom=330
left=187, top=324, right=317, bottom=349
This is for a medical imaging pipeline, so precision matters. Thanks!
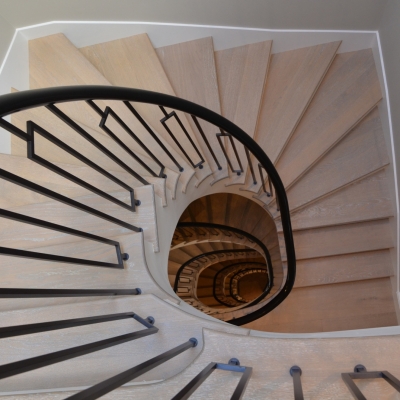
left=0, top=14, right=14, bottom=62
left=0, top=0, right=389, bottom=30
left=379, top=0, right=400, bottom=301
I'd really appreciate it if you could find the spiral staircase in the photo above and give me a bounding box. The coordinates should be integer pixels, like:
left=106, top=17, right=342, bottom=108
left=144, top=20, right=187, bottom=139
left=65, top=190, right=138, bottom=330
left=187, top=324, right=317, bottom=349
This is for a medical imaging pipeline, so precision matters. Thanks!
left=0, top=31, right=399, bottom=398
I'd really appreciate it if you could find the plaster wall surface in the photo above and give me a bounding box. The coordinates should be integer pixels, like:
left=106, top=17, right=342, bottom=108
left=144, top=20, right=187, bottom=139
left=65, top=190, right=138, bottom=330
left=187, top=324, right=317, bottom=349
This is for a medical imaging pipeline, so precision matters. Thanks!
left=379, top=0, right=400, bottom=297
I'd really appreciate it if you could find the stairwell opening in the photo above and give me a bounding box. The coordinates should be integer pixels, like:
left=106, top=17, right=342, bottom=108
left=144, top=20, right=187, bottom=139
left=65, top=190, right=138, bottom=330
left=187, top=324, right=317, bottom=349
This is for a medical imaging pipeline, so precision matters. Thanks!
left=168, top=193, right=283, bottom=323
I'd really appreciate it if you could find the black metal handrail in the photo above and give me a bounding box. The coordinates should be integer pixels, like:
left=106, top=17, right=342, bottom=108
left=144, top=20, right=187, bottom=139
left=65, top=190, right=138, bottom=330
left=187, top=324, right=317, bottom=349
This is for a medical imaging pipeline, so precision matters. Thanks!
left=0, top=86, right=295, bottom=325
left=0, top=312, right=157, bottom=381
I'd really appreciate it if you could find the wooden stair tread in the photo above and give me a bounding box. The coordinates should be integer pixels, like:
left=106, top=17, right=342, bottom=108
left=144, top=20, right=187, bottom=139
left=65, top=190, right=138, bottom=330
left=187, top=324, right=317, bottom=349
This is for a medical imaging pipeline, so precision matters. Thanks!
left=294, top=249, right=393, bottom=288
left=281, top=218, right=393, bottom=260
left=270, top=106, right=390, bottom=214
left=245, top=277, right=397, bottom=333
left=0, top=295, right=245, bottom=392
left=1, top=185, right=158, bottom=251
left=156, top=37, right=227, bottom=183
left=274, top=49, right=382, bottom=191
left=286, top=169, right=394, bottom=230
left=28, top=33, right=191, bottom=195
left=214, top=40, right=272, bottom=186
left=240, top=42, right=340, bottom=193
left=78, top=33, right=210, bottom=189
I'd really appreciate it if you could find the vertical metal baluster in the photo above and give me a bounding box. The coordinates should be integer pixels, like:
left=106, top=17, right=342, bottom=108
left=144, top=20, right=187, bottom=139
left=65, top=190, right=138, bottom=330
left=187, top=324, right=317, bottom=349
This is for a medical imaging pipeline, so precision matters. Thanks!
left=159, top=106, right=205, bottom=170
left=191, top=115, right=222, bottom=170
left=47, top=104, right=149, bottom=185
left=290, top=366, right=304, bottom=400
left=244, top=147, right=257, bottom=184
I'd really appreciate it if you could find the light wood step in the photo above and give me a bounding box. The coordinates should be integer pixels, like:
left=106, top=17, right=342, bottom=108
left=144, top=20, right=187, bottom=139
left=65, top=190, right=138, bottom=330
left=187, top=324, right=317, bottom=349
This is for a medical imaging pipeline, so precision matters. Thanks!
left=282, top=168, right=393, bottom=230
left=8, top=328, right=400, bottom=398
left=11, top=89, right=177, bottom=203
left=28, top=33, right=192, bottom=195
left=280, top=218, right=393, bottom=261
left=215, top=40, right=272, bottom=186
left=245, top=277, right=397, bottom=333
left=0, top=152, right=167, bottom=208
left=156, top=37, right=227, bottom=184
left=0, top=184, right=158, bottom=252
left=294, top=249, right=393, bottom=288
left=268, top=48, right=382, bottom=197
left=0, top=295, right=245, bottom=393
left=78, top=33, right=211, bottom=189
left=0, top=229, right=173, bottom=313
left=269, top=106, right=390, bottom=214
left=241, top=41, right=340, bottom=193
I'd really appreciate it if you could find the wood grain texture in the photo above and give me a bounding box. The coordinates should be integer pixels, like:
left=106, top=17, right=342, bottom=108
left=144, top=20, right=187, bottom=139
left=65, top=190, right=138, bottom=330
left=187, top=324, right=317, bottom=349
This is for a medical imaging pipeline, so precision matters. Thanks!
left=245, top=277, right=397, bottom=333
left=78, top=33, right=211, bottom=187
left=0, top=296, right=246, bottom=392
left=8, top=327, right=400, bottom=399
left=176, top=193, right=283, bottom=290
left=270, top=106, right=390, bottom=214
left=274, top=49, right=382, bottom=191
left=215, top=40, right=272, bottom=186
left=28, top=33, right=191, bottom=194
left=0, top=228, right=177, bottom=314
left=0, top=184, right=158, bottom=252
left=241, top=41, right=340, bottom=193
left=284, top=218, right=393, bottom=260
left=286, top=169, right=394, bottom=230
left=156, top=37, right=227, bottom=182
left=294, top=249, right=393, bottom=288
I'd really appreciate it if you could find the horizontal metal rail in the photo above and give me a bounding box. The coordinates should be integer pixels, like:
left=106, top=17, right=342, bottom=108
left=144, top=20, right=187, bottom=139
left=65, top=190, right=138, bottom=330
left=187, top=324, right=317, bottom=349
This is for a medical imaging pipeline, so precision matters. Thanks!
left=0, top=312, right=143, bottom=339
left=47, top=103, right=149, bottom=185
left=342, top=365, right=400, bottom=399
left=87, top=101, right=161, bottom=179
left=0, top=246, right=123, bottom=269
left=27, top=121, right=138, bottom=211
left=0, top=207, right=127, bottom=268
left=0, top=168, right=141, bottom=232
left=0, top=312, right=157, bottom=381
left=0, top=288, right=141, bottom=298
left=67, top=338, right=198, bottom=400
left=172, top=358, right=252, bottom=400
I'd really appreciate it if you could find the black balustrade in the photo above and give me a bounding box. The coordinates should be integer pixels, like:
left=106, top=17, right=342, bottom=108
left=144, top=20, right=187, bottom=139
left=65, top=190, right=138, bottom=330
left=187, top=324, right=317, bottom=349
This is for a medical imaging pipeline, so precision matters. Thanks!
left=342, top=365, right=400, bottom=399
left=172, top=358, right=252, bottom=400
left=68, top=338, right=198, bottom=400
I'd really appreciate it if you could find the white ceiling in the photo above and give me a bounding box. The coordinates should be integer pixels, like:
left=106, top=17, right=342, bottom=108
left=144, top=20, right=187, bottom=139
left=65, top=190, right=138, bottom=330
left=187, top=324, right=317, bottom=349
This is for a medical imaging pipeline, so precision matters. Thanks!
left=0, top=0, right=390, bottom=31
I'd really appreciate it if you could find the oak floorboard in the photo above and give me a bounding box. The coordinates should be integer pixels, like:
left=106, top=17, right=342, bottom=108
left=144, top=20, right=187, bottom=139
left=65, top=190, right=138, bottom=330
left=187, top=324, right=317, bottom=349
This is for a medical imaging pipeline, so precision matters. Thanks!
left=79, top=33, right=210, bottom=187
left=215, top=40, right=272, bottom=186
left=242, top=41, right=340, bottom=193
left=156, top=37, right=226, bottom=183
left=273, top=49, right=382, bottom=194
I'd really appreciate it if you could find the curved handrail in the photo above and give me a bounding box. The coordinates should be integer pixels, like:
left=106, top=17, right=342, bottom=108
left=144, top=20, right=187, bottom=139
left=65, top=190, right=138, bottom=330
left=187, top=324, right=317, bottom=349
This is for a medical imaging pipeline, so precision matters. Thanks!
left=229, top=265, right=269, bottom=304
left=173, top=248, right=260, bottom=292
left=213, top=261, right=270, bottom=309
left=176, top=222, right=273, bottom=304
left=0, top=86, right=295, bottom=325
